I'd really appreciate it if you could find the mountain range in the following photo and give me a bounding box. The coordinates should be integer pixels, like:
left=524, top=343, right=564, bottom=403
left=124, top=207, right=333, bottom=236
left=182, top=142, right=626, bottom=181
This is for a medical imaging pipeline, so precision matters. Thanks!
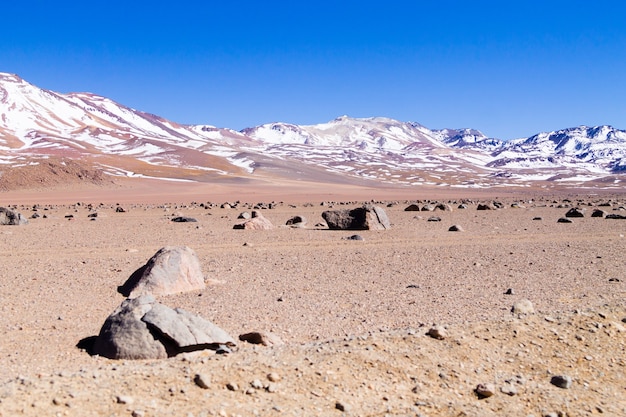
left=1, top=72, right=625, bottom=190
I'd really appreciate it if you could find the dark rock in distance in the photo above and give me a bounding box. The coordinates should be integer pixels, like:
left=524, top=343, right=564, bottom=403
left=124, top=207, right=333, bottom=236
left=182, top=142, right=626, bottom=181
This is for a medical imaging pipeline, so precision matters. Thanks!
left=322, top=204, right=390, bottom=230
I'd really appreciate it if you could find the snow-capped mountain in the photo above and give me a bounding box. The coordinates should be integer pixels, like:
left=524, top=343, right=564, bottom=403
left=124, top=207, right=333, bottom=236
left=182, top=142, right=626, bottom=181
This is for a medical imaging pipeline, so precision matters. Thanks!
left=1, top=72, right=625, bottom=189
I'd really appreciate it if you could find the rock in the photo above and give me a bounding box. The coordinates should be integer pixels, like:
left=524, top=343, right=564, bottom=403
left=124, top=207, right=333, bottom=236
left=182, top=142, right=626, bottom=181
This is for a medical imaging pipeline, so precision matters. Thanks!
left=194, top=373, right=211, bottom=389
left=550, top=375, right=572, bottom=389
left=267, top=372, right=281, bottom=382
left=233, top=211, right=274, bottom=230
left=606, top=213, right=626, bottom=219
left=511, top=299, right=535, bottom=315
left=420, top=204, right=435, bottom=212
left=115, top=206, right=126, bottom=213
left=237, top=211, right=251, bottom=219
left=475, top=383, right=496, bottom=398
left=458, top=204, right=468, bottom=209
left=171, top=216, right=197, bottom=223
left=344, top=234, right=364, bottom=241
left=0, top=207, right=28, bottom=225
left=335, top=401, right=349, bottom=412
left=477, top=203, right=493, bottom=210
left=591, top=209, right=606, bottom=218
left=504, top=288, right=515, bottom=295
left=500, top=383, right=518, bottom=396
left=116, top=395, right=134, bottom=405
left=404, top=204, right=420, bottom=211
left=286, top=215, right=307, bottom=227
left=435, top=203, right=453, bottom=211
left=448, top=224, right=464, bottom=232
left=92, top=295, right=235, bottom=360
left=532, top=217, right=543, bottom=221
left=239, top=331, right=284, bottom=347
left=118, top=246, right=206, bottom=298
left=427, top=216, right=441, bottom=222
left=565, top=208, right=585, bottom=217
left=427, top=325, right=447, bottom=340
left=322, top=204, right=390, bottom=230
left=557, top=217, right=573, bottom=223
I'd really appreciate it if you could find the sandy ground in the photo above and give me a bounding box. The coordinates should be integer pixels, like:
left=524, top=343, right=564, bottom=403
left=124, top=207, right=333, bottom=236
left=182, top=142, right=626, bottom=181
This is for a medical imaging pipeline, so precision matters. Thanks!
left=0, top=180, right=625, bottom=416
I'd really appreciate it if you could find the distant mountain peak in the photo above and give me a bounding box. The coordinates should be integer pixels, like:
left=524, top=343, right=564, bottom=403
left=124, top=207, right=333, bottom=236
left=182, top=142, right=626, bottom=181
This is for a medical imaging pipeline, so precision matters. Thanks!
left=1, top=73, right=625, bottom=189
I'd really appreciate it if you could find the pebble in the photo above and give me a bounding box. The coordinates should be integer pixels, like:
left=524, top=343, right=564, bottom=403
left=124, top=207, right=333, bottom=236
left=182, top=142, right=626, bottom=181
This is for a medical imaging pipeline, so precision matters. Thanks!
left=427, top=325, right=447, bottom=340
left=116, top=395, right=134, bottom=405
left=550, top=375, right=572, bottom=389
left=511, top=299, right=535, bottom=315
left=335, top=401, right=349, bottom=412
left=267, top=372, right=281, bottom=382
left=475, top=383, right=496, bottom=398
left=448, top=224, right=464, bottom=232
left=194, top=373, right=211, bottom=389
left=226, top=382, right=239, bottom=391
left=500, top=383, right=518, bottom=396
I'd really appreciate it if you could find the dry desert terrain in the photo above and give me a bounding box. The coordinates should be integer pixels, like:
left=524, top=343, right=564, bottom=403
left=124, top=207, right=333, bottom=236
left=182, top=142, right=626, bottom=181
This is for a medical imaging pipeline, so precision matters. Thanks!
left=0, top=179, right=625, bottom=416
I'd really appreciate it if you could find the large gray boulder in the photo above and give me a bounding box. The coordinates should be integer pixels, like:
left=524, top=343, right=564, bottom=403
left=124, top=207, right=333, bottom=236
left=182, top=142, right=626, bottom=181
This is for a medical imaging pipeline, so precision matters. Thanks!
left=0, top=207, right=28, bottom=225
left=322, top=204, right=390, bottom=230
left=92, top=295, right=235, bottom=360
left=118, top=246, right=205, bottom=298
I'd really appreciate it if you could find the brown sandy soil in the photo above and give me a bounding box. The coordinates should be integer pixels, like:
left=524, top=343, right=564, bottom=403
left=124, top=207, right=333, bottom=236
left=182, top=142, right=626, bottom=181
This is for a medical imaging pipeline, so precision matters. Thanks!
left=0, top=180, right=625, bottom=416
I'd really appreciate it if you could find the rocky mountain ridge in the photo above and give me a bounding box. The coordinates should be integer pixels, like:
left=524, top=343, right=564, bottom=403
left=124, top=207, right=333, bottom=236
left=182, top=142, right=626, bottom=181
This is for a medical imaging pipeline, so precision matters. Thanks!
left=1, top=72, right=625, bottom=189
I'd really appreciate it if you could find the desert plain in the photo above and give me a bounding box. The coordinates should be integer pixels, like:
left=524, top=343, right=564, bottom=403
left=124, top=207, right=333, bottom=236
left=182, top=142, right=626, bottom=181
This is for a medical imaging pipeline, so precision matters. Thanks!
left=0, top=178, right=625, bottom=417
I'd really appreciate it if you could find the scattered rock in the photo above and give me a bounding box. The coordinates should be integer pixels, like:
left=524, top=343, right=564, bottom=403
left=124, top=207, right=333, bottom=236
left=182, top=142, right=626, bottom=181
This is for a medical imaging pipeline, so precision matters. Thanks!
left=565, top=208, right=585, bottom=218
left=532, top=217, right=543, bottom=221
left=344, top=234, right=364, bottom=240
left=504, top=288, right=515, bottom=295
left=500, top=383, right=518, bottom=396
left=116, top=395, right=134, bottom=405
left=233, top=211, right=274, bottom=230
left=606, top=214, right=626, bottom=219
left=239, top=331, right=284, bottom=346
left=511, top=299, right=535, bottom=315
left=477, top=203, right=493, bottom=210
left=591, top=209, right=606, bottom=218
left=237, top=211, right=251, bottom=220
left=475, top=383, right=496, bottom=398
left=435, top=203, right=453, bottom=211
left=267, top=372, right=281, bottom=382
left=194, top=374, right=211, bottom=389
left=550, top=375, right=572, bottom=389
left=404, top=204, right=420, bottom=211
left=118, top=246, right=206, bottom=298
left=448, top=224, right=464, bottom=232
left=286, top=215, right=307, bottom=227
left=427, top=325, right=447, bottom=340
left=171, top=216, right=197, bottom=223
left=427, top=216, right=441, bottom=222
left=335, top=401, right=349, bottom=412
left=92, top=294, right=235, bottom=360
left=322, top=204, right=390, bottom=230
left=0, top=207, right=28, bottom=225
left=557, top=217, right=573, bottom=223
left=115, top=206, right=126, bottom=213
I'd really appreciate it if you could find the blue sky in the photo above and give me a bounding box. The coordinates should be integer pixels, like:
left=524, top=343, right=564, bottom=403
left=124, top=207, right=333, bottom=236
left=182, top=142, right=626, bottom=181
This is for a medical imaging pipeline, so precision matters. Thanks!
left=2, top=1, right=625, bottom=140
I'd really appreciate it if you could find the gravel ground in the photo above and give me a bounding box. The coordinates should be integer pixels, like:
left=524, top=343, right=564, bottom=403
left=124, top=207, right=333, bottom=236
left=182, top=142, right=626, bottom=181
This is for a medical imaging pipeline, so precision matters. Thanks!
left=0, top=192, right=625, bottom=416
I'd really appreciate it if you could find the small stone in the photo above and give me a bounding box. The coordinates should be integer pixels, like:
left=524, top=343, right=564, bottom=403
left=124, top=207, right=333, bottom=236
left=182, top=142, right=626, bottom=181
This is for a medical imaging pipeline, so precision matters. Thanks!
left=475, top=383, right=496, bottom=398
left=557, top=217, right=573, bottom=223
left=250, top=379, right=264, bottom=390
left=504, top=288, right=514, bottom=295
left=427, top=325, right=447, bottom=340
left=267, top=372, right=281, bottom=382
left=550, top=375, right=572, bottom=389
left=427, top=216, right=441, bottom=222
left=511, top=299, right=535, bottom=315
left=335, top=401, right=349, bottom=412
left=500, top=383, right=518, bottom=396
left=194, top=374, right=211, bottom=389
left=266, top=383, right=279, bottom=393
left=226, top=382, right=239, bottom=391
left=448, top=224, right=464, bottom=232
left=131, top=410, right=146, bottom=417
left=116, top=395, right=134, bottom=405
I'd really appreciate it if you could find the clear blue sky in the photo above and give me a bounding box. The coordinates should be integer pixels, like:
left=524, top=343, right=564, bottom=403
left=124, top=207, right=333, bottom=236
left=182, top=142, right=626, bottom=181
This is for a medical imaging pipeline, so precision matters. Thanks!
left=2, top=1, right=625, bottom=140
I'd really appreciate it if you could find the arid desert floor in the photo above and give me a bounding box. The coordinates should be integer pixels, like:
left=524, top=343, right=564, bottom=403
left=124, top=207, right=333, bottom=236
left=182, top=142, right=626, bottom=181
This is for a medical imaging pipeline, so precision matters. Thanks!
left=0, top=181, right=625, bottom=416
